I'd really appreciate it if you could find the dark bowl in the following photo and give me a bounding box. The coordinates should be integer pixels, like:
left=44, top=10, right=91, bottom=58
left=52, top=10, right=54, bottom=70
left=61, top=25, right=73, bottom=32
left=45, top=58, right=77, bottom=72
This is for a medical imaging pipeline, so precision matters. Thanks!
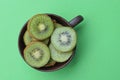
left=18, top=13, right=83, bottom=72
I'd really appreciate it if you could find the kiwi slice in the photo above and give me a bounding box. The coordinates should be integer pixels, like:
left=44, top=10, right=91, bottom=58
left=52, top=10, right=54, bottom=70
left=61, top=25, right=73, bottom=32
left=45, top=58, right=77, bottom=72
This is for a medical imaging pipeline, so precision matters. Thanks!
left=23, top=31, right=38, bottom=45
left=24, top=42, right=50, bottom=68
left=45, top=58, right=56, bottom=67
left=51, top=27, right=77, bottom=52
left=23, top=31, right=33, bottom=45
left=54, top=23, right=63, bottom=28
left=27, top=14, right=54, bottom=40
left=49, top=44, right=73, bottom=62
left=43, top=38, right=49, bottom=45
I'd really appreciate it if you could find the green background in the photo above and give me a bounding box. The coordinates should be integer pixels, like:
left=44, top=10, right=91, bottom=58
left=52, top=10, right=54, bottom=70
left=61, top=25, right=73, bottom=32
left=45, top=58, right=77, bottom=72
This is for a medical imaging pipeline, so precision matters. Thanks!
left=0, top=0, right=120, bottom=80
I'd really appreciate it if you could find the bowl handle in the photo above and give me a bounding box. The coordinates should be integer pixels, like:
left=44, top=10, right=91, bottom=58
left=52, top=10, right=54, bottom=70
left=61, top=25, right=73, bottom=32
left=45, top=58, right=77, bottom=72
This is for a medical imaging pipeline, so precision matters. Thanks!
left=69, top=15, right=84, bottom=27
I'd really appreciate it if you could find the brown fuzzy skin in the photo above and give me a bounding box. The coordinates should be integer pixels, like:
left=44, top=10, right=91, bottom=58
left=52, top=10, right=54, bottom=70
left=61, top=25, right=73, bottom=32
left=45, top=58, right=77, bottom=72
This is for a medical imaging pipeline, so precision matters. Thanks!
left=27, top=14, right=54, bottom=40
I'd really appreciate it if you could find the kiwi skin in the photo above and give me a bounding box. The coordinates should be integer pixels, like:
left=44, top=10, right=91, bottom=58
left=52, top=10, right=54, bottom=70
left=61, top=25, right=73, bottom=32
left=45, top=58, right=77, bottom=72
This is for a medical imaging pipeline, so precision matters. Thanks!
left=27, top=14, right=54, bottom=40
left=24, top=41, right=50, bottom=68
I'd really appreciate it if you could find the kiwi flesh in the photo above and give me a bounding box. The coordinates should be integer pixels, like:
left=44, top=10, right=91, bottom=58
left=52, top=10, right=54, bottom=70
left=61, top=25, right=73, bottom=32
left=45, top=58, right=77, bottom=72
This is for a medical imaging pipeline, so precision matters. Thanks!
left=49, top=43, right=73, bottom=62
left=23, top=31, right=33, bottom=45
left=27, top=14, right=54, bottom=40
left=51, top=27, right=77, bottom=52
left=24, top=42, right=50, bottom=68
left=43, top=38, right=49, bottom=45
left=54, top=23, right=63, bottom=28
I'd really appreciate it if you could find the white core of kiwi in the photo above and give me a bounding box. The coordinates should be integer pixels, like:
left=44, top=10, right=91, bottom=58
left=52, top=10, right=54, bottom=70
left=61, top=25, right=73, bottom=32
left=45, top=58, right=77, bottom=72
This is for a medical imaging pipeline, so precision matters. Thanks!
left=38, top=23, right=46, bottom=31
left=59, top=33, right=69, bottom=43
left=31, top=49, right=42, bottom=59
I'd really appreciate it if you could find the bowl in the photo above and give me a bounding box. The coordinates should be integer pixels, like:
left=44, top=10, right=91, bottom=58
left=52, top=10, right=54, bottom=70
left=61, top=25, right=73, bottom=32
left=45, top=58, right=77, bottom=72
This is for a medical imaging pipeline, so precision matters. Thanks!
left=18, top=13, right=83, bottom=72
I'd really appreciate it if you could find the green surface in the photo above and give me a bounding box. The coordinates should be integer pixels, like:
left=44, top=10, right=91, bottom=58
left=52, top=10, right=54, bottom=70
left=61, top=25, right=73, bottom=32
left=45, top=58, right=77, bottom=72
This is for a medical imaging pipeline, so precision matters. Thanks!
left=0, top=0, right=120, bottom=80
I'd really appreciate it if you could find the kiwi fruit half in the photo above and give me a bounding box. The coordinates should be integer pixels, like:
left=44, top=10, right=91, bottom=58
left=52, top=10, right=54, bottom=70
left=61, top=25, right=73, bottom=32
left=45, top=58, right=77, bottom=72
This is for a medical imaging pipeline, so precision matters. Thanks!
left=27, top=14, right=54, bottom=40
left=49, top=44, right=73, bottom=62
left=51, top=27, right=77, bottom=52
left=24, top=42, right=50, bottom=68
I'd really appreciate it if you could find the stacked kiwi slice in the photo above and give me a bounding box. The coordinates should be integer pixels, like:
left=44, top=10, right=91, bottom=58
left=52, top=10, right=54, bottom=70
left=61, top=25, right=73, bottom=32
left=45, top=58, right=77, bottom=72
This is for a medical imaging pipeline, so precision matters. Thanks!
left=23, top=14, right=77, bottom=68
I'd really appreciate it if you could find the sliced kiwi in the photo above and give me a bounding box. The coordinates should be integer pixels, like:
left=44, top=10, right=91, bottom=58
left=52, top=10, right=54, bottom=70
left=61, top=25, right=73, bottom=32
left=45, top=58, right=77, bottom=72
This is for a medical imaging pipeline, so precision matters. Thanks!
left=51, top=27, right=77, bottom=52
left=27, top=14, right=54, bottom=40
left=24, top=42, right=50, bottom=68
left=43, top=38, right=49, bottom=45
left=23, top=31, right=38, bottom=45
left=49, top=43, right=73, bottom=62
left=23, top=31, right=33, bottom=45
left=54, top=23, right=63, bottom=28
left=45, top=58, right=56, bottom=67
